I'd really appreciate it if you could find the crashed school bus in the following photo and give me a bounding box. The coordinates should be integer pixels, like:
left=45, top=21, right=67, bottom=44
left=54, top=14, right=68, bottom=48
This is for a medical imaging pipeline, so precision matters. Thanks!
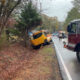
left=30, top=30, right=52, bottom=49
left=66, top=19, right=80, bottom=62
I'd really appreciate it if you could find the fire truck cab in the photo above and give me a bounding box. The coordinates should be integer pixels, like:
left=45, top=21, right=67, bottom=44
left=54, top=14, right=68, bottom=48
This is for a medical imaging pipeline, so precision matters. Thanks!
left=67, top=19, right=80, bottom=62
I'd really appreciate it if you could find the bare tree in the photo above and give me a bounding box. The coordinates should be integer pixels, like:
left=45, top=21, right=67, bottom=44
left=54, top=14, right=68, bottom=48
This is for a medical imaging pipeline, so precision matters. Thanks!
left=0, top=0, right=21, bottom=34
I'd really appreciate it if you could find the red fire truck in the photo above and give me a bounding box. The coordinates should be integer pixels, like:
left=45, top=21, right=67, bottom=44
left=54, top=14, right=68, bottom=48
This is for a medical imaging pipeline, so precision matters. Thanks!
left=67, top=19, right=80, bottom=62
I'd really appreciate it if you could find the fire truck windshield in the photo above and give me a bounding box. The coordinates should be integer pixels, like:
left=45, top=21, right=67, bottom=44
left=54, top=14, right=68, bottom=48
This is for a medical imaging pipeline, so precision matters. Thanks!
left=67, top=23, right=76, bottom=33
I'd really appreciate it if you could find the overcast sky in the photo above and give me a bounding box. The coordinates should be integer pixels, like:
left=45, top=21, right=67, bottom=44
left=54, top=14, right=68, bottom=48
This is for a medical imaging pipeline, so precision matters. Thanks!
left=36, top=0, right=73, bottom=22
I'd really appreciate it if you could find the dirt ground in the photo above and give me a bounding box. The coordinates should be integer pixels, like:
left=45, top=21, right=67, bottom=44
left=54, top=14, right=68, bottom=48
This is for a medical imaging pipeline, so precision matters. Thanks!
left=0, top=43, right=62, bottom=80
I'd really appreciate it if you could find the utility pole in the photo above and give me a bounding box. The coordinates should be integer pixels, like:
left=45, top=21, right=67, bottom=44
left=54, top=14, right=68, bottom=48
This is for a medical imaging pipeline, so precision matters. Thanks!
left=40, top=2, right=42, bottom=14
left=38, top=0, right=42, bottom=14
left=39, top=0, right=42, bottom=30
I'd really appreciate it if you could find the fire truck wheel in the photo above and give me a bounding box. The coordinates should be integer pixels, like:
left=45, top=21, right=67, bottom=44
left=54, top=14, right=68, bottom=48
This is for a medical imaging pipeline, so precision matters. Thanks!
left=76, top=52, right=80, bottom=62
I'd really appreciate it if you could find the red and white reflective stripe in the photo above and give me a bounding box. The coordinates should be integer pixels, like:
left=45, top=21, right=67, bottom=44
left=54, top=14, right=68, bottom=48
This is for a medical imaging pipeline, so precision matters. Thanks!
left=68, top=43, right=76, bottom=48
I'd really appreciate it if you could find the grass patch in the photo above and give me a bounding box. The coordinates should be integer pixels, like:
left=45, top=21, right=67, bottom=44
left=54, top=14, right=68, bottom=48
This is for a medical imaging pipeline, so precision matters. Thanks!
left=39, top=45, right=53, bottom=55
left=38, top=45, right=62, bottom=80
left=39, top=66, right=50, bottom=74
left=39, top=45, right=54, bottom=62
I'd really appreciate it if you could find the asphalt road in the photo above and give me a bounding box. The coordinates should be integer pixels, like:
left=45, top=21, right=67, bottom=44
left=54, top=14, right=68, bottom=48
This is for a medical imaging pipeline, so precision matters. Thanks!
left=52, top=37, right=80, bottom=80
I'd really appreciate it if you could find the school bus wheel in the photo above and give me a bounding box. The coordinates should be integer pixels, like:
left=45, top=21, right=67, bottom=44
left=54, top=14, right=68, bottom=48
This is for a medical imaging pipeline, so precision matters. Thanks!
left=32, top=45, right=41, bottom=49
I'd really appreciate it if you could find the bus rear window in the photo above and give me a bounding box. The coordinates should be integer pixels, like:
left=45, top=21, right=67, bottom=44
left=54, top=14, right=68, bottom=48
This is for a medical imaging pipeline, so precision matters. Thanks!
left=33, top=33, right=42, bottom=39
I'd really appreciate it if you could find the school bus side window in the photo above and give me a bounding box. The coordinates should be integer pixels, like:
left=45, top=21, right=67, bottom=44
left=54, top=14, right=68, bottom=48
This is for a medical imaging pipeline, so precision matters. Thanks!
left=33, top=32, right=42, bottom=39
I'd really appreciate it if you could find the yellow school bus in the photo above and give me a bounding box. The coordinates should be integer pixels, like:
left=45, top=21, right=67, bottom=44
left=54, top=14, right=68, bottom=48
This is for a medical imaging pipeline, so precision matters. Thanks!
left=30, top=30, right=51, bottom=49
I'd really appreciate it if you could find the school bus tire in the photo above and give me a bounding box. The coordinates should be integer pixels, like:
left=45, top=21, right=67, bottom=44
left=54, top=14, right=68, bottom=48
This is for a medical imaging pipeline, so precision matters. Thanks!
left=32, top=45, right=41, bottom=49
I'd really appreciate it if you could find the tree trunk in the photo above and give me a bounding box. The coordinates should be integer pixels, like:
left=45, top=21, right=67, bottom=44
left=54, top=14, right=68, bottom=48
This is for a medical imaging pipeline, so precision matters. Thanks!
left=0, top=0, right=21, bottom=37
left=24, top=29, right=30, bottom=47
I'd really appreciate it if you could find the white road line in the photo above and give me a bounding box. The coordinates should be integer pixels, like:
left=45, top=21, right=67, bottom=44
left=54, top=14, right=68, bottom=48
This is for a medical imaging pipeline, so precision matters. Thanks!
left=53, top=39, right=72, bottom=80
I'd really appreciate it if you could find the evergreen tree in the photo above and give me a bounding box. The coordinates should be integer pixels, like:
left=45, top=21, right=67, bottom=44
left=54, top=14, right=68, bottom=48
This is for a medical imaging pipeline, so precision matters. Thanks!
left=16, top=1, right=42, bottom=46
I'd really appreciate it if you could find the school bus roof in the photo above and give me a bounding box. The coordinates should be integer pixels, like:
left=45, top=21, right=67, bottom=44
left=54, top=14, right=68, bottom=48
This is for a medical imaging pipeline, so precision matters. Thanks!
left=32, top=30, right=48, bottom=35
left=33, top=30, right=42, bottom=35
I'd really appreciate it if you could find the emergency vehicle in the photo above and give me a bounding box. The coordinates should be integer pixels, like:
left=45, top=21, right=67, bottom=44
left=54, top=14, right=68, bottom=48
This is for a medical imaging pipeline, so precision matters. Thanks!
left=67, top=19, right=80, bottom=62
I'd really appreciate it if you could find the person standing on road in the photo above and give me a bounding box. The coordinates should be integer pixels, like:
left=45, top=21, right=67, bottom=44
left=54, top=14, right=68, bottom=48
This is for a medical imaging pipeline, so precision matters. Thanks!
left=59, top=33, right=62, bottom=40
